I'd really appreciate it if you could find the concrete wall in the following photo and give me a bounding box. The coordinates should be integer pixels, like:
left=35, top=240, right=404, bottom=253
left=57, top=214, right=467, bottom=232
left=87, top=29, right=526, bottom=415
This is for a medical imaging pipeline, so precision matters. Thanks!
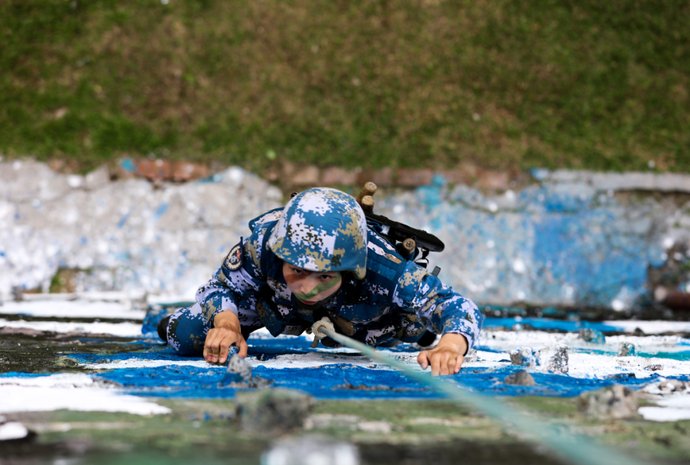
left=1, top=160, right=689, bottom=312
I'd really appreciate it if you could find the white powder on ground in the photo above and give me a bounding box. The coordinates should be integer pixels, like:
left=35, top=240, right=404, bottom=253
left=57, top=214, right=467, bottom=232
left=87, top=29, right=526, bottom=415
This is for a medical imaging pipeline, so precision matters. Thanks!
left=0, top=374, right=169, bottom=416
left=0, top=319, right=142, bottom=337
left=0, top=421, right=30, bottom=440
left=639, top=394, right=690, bottom=421
left=0, top=299, right=145, bottom=320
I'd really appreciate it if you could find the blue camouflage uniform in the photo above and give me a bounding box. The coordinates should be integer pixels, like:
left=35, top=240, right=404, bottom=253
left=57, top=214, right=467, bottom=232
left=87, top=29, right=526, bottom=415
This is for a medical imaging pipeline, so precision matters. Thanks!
left=164, top=192, right=483, bottom=355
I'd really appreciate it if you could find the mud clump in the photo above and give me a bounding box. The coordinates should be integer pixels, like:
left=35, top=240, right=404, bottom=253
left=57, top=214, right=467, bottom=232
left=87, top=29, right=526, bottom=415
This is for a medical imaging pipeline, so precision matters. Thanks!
left=504, top=370, right=536, bottom=386
left=618, top=342, right=637, bottom=356
left=546, top=346, right=569, bottom=374
left=645, top=379, right=690, bottom=394
left=578, top=328, right=606, bottom=344
left=509, top=349, right=539, bottom=368
left=235, top=389, right=314, bottom=435
left=577, top=385, right=640, bottom=419
left=219, top=348, right=271, bottom=389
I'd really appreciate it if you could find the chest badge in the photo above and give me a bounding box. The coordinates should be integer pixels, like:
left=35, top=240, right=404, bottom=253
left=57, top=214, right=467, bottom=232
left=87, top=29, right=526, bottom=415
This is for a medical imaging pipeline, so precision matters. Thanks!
left=224, top=242, right=243, bottom=271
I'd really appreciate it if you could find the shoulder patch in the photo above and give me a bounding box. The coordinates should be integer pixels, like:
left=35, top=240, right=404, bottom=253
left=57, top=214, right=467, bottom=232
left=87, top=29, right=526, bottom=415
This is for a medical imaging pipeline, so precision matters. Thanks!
left=223, top=242, right=243, bottom=271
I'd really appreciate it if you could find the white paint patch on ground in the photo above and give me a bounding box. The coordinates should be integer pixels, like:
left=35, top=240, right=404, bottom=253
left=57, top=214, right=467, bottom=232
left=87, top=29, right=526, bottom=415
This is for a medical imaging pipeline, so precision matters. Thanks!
left=566, top=352, right=690, bottom=379
left=603, top=334, right=688, bottom=352
left=465, top=350, right=690, bottom=381
left=639, top=395, right=690, bottom=421
left=0, top=374, right=169, bottom=416
left=15, top=291, right=147, bottom=302
left=482, top=330, right=688, bottom=363
left=637, top=380, right=690, bottom=422
left=84, top=359, right=211, bottom=370
left=0, top=300, right=145, bottom=320
left=0, top=421, right=30, bottom=440
left=605, top=321, right=690, bottom=334
left=83, top=348, right=397, bottom=371
left=482, top=329, right=686, bottom=352
left=0, top=319, right=142, bottom=337
left=255, top=351, right=399, bottom=371
left=481, top=330, right=577, bottom=351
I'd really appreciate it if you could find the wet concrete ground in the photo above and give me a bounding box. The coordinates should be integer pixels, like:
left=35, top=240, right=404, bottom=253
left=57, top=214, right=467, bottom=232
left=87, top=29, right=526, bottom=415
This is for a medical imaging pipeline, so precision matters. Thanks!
left=3, top=295, right=690, bottom=465
left=2, top=325, right=690, bottom=465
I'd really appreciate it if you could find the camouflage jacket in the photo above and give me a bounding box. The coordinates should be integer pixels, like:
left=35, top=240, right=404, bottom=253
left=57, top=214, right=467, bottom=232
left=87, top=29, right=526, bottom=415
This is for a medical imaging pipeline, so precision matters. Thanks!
left=194, top=209, right=483, bottom=349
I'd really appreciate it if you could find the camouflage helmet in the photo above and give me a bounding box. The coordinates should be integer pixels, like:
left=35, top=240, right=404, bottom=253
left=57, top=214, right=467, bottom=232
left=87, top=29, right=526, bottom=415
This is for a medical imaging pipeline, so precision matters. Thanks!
left=267, top=187, right=368, bottom=279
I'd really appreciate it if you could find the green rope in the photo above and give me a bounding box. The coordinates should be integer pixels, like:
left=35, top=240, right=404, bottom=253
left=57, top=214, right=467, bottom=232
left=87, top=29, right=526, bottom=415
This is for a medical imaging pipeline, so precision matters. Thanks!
left=313, top=319, right=650, bottom=465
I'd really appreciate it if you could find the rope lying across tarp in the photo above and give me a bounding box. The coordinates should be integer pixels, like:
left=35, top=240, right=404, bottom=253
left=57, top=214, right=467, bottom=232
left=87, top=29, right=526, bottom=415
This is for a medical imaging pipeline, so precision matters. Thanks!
left=310, top=317, right=649, bottom=465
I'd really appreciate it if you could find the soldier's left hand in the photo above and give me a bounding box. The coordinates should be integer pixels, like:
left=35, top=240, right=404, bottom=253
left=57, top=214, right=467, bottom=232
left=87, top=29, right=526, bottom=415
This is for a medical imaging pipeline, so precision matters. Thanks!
left=417, top=333, right=468, bottom=376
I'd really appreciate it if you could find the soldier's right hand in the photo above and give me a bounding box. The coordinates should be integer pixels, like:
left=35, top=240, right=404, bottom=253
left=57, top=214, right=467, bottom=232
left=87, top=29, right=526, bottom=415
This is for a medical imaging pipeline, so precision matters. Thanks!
left=203, top=311, right=248, bottom=364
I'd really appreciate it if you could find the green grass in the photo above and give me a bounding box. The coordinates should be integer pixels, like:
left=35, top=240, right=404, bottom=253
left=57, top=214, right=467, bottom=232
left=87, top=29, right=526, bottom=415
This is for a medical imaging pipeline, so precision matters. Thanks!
left=1, top=0, right=688, bottom=173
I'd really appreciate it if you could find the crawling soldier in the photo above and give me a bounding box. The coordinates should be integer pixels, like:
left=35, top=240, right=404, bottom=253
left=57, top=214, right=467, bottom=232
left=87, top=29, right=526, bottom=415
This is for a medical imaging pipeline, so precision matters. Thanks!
left=159, top=187, right=482, bottom=376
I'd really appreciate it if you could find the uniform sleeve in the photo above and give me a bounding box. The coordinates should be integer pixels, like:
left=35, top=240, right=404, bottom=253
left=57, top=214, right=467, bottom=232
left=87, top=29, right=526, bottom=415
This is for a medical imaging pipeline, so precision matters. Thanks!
left=394, top=262, right=483, bottom=350
left=193, top=221, right=270, bottom=330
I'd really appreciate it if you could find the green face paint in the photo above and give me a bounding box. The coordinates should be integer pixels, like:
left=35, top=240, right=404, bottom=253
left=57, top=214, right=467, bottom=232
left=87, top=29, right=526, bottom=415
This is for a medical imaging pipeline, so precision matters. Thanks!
left=293, top=274, right=342, bottom=301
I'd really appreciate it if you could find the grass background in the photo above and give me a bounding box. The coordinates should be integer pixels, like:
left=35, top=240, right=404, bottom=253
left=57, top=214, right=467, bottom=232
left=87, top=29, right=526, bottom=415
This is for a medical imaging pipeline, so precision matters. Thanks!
left=1, top=0, right=688, bottom=173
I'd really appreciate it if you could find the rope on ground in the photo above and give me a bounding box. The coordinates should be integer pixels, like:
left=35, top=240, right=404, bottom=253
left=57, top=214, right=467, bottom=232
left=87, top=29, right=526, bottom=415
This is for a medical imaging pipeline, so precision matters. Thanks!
left=310, top=317, right=650, bottom=465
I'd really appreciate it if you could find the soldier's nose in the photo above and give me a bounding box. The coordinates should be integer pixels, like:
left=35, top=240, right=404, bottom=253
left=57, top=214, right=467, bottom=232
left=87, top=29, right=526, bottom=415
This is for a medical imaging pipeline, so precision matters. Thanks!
left=299, top=281, right=316, bottom=294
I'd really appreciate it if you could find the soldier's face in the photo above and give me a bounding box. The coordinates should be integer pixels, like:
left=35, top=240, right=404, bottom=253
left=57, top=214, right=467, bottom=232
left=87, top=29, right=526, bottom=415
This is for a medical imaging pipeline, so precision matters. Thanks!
left=282, top=263, right=343, bottom=305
